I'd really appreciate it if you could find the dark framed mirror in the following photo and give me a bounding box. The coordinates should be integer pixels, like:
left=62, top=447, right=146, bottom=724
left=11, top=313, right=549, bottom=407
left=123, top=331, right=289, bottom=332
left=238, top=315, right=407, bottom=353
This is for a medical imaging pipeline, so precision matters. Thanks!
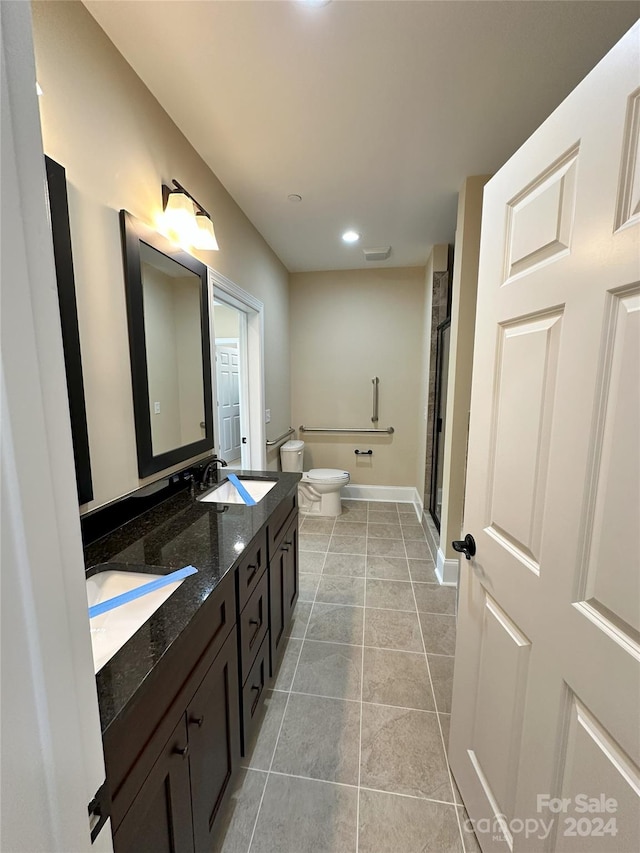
left=45, top=156, right=94, bottom=505
left=120, top=210, right=214, bottom=478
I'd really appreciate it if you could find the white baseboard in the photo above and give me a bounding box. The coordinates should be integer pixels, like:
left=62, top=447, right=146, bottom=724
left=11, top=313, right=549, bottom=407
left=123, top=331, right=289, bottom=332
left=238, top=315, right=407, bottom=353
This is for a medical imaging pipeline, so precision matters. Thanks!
left=436, top=548, right=459, bottom=586
left=343, top=484, right=422, bottom=520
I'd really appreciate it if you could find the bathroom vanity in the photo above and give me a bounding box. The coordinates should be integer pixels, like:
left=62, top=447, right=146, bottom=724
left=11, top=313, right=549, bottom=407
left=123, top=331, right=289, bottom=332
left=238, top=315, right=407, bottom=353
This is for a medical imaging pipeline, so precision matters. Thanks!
left=83, top=470, right=300, bottom=852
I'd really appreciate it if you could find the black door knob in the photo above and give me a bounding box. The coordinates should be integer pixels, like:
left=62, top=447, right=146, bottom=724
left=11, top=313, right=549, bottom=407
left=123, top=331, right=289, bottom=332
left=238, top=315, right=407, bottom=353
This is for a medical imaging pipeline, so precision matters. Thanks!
left=452, top=534, right=476, bottom=560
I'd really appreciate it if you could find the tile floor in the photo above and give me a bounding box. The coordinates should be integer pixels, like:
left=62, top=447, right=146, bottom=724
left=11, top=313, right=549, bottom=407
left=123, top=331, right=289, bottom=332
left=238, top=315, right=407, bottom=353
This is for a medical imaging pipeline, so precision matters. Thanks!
left=214, top=501, right=480, bottom=853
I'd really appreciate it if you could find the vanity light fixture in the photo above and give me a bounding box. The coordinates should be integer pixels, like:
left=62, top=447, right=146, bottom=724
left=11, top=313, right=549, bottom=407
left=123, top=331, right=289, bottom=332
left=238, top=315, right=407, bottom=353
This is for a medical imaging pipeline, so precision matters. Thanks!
left=195, top=212, right=219, bottom=251
left=162, top=180, right=219, bottom=251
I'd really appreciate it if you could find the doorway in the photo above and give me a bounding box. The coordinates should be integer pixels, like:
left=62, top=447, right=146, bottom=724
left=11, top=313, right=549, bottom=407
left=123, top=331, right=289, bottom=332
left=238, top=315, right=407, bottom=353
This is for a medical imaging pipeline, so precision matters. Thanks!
left=212, top=302, right=245, bottom=468
left=209, top=268, right=266, bottom=471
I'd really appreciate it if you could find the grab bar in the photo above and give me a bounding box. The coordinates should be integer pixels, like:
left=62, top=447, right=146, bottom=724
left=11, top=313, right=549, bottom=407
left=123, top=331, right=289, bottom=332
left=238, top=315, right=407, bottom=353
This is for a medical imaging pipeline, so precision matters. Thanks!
left=372, top=377, right=379, bottom=424
left=299, top=425, right=394, bottom=435
left=266, top=426, right=295, bottom=447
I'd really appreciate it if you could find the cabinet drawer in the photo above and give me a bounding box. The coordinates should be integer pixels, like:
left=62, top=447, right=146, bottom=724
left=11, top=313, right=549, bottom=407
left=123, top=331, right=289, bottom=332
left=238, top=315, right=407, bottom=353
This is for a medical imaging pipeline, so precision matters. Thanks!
left=267, top=491, right=297, bottom=559
left=239, top=569, right=269, bottom=684
left=236, top=529, right=267, bottom=611
left=241, top=632, right=270, bottom=755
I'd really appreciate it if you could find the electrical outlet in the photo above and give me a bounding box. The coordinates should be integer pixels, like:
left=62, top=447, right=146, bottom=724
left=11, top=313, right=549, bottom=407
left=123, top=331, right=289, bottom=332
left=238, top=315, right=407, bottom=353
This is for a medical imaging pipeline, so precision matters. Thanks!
left=154, top=401, right=161, bottom=414
left=265, top=409, right=271, bottom=423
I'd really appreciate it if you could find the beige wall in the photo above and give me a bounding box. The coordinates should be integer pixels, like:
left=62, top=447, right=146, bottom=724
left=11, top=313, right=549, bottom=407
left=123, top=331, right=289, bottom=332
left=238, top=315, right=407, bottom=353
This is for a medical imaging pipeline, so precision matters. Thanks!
left=440, top=176, right=490, bottom=558
left=213, top=303, right=240, bottom=341
left=290, top=268, right=425, bottom=487
left=32, top=1, right=290, bottom=511
left=173, top=277, right=206, bottom=447
left=142, top=263, right=182, bottom=454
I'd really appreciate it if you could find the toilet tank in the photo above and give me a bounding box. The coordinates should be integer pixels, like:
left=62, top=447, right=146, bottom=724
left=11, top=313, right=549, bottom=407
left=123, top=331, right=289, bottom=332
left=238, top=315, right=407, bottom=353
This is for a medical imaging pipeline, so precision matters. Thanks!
left=280, top=439, right=304, bottom=472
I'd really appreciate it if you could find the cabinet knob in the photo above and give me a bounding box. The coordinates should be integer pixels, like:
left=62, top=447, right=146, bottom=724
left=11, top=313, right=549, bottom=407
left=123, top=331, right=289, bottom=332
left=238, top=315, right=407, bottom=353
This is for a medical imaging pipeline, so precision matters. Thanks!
left=173, top=744, right=189, bottom=758
left=190, top=715, right=205, bottom=727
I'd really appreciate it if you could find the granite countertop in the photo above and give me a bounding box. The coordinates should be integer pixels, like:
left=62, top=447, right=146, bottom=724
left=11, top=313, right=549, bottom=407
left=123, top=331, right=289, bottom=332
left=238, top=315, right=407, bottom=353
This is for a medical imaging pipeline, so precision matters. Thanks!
left=85, top=470, right=300, bottom=735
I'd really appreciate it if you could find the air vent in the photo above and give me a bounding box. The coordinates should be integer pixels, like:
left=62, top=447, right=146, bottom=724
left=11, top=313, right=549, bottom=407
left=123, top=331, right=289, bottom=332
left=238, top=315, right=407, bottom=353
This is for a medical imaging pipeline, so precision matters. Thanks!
left=363, top=246, right=391, bottom=261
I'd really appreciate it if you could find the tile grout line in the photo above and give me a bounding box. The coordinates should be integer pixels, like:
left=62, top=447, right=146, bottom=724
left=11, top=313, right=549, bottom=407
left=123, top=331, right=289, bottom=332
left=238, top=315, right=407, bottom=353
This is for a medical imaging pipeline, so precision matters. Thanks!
left=239, top=767, right=462, bottom=808
left=266, top=688, right=446, bottom=715
left=355, top=503, right=374, bottom=853
left=401, top=515, right=467, bottom=851
left=297, top=599, right=455, bottom=619
left=245, top=513, right=334, bottom=853
left=281, top=635, right=455, bottom=657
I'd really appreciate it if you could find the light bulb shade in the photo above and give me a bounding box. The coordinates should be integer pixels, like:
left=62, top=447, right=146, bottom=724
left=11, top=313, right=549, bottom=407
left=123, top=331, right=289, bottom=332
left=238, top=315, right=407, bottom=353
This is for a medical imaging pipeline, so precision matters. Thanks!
left=194, top=212, right=219, bottom=251
left=164, top=190, right=197, bottom=244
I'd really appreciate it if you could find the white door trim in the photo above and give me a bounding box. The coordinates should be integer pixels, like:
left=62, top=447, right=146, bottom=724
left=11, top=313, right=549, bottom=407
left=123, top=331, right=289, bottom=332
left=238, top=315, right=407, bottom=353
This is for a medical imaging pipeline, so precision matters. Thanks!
left=208, top=268, right=266, bottom=470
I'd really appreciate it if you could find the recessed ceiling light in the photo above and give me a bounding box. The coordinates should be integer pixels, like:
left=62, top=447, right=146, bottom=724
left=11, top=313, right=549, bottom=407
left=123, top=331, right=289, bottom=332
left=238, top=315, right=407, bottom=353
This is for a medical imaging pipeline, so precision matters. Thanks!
left=287, top=193, right=302, bottom=203
left=342, top=230, right=360, bottom=244
left=298, top=0, right=332, bottom=7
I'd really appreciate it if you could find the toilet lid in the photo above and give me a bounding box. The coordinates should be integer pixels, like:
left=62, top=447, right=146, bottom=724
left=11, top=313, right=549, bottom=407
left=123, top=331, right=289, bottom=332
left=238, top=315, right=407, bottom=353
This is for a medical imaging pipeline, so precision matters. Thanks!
left=307, top=468, right=349, bottom=481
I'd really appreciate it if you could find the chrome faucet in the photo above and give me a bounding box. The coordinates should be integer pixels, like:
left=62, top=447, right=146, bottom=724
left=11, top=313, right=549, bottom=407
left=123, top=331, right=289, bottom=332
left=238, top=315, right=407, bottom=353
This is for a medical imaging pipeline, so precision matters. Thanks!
left=201, top=456, right=227, bottom=489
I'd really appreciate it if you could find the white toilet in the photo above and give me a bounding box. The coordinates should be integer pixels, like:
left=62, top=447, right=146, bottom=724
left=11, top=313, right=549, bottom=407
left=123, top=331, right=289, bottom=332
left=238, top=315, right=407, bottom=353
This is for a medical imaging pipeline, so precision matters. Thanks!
left=280, top=440, right=349, bottom=517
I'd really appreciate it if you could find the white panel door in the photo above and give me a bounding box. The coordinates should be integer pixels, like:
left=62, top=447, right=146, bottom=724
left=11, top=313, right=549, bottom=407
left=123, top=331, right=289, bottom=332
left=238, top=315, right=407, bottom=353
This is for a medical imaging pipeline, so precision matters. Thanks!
left=215, top=344, right=242, bottom=461
left=450, top=24, right=640, bottom=853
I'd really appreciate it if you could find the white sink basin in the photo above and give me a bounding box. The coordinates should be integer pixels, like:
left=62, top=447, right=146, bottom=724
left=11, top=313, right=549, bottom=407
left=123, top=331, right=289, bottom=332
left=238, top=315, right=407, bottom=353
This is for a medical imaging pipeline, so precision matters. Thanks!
left=86, top=569, right=187, bottom=673
left=199, top=478, right=277, bottom=504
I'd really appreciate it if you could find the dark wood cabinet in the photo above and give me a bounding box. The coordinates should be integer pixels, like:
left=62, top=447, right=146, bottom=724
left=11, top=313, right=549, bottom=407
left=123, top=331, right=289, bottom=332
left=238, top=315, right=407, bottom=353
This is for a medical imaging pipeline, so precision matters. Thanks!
left=110, top=627, right=240, bottom=853
left=269, top=511, right=298, bottom=675
left=240, top=632, right=270, bottom=752
left=268, top=539, right=287, bottom=675
left=283, top=514, right=299, bottom=620
left=105, top=491, right=300, bottom=853
left=238, top=568, right=269, bottom=684
left=188, top=630, right=240, bottom=853
left=236, top=531, right=272, bottom=755
left=113, top=716, right=194, bottom=853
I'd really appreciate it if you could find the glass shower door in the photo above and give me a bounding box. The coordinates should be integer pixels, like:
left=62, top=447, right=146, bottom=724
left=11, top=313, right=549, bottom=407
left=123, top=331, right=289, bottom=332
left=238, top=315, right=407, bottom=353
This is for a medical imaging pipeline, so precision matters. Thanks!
left=429, top=319, right=451, bottom=530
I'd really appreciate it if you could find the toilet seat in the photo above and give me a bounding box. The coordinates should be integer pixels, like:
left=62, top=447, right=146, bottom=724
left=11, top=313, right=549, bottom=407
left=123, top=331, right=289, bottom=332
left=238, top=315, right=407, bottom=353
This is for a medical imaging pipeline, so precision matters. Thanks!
left=304, top=468, right=350, bottom=485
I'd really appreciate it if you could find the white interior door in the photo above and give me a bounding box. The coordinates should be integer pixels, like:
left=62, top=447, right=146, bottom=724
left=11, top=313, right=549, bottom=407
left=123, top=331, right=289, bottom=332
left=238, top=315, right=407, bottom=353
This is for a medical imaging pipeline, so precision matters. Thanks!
left=216, top=344, right=242, bottom=463
left=450, top=24, right=640, bottom=853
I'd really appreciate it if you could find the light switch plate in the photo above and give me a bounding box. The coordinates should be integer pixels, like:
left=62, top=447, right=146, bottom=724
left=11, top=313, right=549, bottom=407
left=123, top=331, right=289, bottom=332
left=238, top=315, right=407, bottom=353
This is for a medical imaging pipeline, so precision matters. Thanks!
left=265, top=409, right=271, bottom=423
left=154, top=401, right=161, bottom=414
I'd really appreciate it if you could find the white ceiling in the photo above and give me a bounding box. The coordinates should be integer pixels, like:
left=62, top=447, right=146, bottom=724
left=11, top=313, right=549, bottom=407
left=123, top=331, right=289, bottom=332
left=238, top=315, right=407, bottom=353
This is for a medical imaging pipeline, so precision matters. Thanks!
left=83, top=0, right=639, bottom=272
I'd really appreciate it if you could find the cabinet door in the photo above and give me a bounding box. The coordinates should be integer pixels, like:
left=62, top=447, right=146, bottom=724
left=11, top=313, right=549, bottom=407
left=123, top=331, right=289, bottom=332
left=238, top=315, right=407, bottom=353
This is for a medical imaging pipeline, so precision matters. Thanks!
left=113, top=717, right=193, bottom=853
left=269, top=538, right=287, bottom=675
left=268, top=512, right=298, bottom=676
left=282, top=515, right=299, bottom=623
left=188, top=629, right=240, bottom=853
